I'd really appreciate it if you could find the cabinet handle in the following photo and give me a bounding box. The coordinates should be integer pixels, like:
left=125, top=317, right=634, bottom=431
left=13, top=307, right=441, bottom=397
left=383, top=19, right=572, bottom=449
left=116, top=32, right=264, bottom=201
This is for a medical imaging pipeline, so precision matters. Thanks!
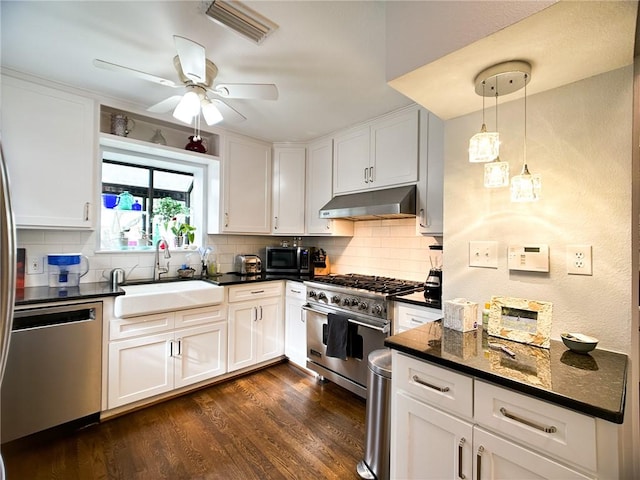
left=476, top=445, right=484, bottom=480
left=369, top=166, right=374, bottom=183
left=84, top=202, right=90, bottom=222
left=410, top=318, right=424, bottom=325
left=290, top=289, right=301, bottom=294
left=499, top=407, right=557, bottom=433
left=169, top=340, right=174, bottom=357
left=458, top=438, right=466, bottom=479
left=259, top=305, right=263, bottom=320
left=224, top=213, right=229, bottom=227
left=363, top=167, right=369, bottom=183
left=274, top=216, right=278, bottom=230
left=412, top=375, right=450, bottom=392
left=251, top=290, right=265, bottom=294
left=252, top=307, right=257, bottom=322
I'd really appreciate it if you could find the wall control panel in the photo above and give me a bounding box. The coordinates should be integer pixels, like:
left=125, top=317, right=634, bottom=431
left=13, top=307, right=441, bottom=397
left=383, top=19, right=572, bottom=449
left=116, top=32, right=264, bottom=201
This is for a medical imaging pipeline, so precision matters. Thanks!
left=508, top=244, right=549, bottom=272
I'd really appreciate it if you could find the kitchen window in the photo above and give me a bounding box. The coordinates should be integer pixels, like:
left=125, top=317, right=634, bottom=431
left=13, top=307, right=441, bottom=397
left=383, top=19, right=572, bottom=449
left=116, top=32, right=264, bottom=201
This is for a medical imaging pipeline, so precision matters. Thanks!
left=98, top=146, right=207, bottom=252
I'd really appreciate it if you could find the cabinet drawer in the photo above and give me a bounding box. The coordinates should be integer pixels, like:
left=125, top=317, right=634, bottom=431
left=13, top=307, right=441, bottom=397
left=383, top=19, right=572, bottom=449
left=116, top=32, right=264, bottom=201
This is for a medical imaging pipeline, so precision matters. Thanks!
left=174, top=305, right=227, bottom=330
left=394, top=352, right=473, bottom=419
left=474, top=380, right=597, bottom=471
left=228, top=281, right=283, bottom=302
left=110, top=311, right=174, bottom=340
left=395, top=304, right=441, bottom=333
left=285, top=281, right=306, bottom=300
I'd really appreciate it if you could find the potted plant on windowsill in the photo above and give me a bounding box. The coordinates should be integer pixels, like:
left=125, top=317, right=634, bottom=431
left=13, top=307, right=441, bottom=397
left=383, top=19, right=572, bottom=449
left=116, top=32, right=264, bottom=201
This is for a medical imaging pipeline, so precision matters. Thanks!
left=152, top=197, right=193, bottom=246
left=171, top=221, right=196, bottom=247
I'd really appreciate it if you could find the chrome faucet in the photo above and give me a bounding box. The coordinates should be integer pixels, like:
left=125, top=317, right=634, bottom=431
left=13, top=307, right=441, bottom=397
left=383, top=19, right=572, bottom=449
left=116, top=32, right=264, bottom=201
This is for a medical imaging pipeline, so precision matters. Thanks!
left=153, top=237, right=172, bottom=281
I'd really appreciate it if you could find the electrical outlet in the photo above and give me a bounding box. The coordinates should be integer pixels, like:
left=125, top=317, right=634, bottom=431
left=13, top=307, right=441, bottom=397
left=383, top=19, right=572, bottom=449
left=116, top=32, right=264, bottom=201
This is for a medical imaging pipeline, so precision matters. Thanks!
left=27, top=254, right=44, bottom=274
left=469, top=241, right=498, bottom=268
left=567, top=245, right=592, bottom=275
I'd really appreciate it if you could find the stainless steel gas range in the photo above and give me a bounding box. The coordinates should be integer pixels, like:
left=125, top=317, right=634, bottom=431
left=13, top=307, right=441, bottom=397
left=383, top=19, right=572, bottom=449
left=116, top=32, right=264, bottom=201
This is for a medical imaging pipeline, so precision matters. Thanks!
left=303, top=274, right=423, bottom=398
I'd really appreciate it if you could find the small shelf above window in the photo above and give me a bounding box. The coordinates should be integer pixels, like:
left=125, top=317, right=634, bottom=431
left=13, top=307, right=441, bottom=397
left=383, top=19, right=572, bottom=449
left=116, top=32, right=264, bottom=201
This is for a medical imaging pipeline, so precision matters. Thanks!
left=99, top=105, right=221, bottom=158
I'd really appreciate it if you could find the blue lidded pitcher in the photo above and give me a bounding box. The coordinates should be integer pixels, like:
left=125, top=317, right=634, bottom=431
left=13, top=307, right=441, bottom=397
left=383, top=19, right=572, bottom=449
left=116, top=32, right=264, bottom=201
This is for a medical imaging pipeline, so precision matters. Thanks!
left=117, top=191, right=135, bottom=210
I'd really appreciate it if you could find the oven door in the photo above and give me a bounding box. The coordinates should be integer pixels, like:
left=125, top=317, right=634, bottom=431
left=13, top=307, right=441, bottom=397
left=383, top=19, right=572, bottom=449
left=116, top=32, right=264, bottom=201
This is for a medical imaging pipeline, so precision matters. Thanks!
left=303, top=303, right=388, bottom=398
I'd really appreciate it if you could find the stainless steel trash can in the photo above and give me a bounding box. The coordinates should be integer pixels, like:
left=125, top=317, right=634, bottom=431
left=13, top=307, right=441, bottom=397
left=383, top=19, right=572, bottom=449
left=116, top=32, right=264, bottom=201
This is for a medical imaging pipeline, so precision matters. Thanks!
left=357, top=348, right=392, bottom=480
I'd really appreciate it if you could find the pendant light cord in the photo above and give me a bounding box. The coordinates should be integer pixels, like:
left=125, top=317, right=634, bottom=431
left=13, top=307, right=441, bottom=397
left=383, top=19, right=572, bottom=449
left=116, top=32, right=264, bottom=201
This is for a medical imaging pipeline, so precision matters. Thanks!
left=523, top=72, right=528, bottom=170
left=482, top=81, right=486, bottom=126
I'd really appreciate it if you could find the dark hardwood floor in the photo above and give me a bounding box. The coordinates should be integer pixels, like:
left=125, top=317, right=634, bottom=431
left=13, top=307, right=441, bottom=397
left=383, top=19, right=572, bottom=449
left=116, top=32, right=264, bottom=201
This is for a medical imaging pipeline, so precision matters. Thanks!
left=2, top=362, right=366, bottom=480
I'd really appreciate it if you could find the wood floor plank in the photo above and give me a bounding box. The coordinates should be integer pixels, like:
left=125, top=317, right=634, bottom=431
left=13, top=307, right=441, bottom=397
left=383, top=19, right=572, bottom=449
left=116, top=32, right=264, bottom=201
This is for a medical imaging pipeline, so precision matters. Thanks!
left=2, top=362, right=366, bottom=480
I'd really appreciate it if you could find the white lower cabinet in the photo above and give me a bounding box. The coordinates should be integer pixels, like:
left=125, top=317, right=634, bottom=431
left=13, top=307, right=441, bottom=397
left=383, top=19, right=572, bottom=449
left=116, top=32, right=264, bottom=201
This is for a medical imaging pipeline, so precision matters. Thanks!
left=284, top=281, right=307, bottom=369
left=107, top=305, right=227, bottom=409
left=391, top=351, right=614, bottom=479
left=227, top=282, right=284, bottom=373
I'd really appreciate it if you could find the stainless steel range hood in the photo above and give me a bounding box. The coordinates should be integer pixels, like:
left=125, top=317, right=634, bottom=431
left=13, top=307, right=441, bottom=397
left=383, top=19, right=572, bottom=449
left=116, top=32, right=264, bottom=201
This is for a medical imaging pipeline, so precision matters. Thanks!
left=319, top=185, right=416, bottom=221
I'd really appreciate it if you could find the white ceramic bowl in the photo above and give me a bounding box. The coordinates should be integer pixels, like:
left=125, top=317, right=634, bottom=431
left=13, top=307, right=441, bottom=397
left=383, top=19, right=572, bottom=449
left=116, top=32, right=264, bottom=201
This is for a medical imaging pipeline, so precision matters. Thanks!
left=561, top=332, right=598, bottom=354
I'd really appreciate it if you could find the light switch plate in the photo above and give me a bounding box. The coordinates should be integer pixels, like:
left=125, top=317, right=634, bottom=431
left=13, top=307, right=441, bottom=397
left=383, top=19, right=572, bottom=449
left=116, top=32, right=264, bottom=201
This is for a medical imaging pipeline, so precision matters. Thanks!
left=469, top=241, right=498, bottom=268
left=567, top=245, right=592, bottom=275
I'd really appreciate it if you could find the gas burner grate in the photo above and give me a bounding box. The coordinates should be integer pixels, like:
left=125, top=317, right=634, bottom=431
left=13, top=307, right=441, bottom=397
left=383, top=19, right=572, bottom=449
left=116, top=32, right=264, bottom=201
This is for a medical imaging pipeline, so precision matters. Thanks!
left=312, top=274, right=423, bottom=295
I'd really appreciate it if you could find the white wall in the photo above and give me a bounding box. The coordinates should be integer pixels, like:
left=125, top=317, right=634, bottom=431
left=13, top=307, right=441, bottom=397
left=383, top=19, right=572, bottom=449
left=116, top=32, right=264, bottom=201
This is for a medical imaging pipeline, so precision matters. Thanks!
left=443, top=65, right=633, bottom=353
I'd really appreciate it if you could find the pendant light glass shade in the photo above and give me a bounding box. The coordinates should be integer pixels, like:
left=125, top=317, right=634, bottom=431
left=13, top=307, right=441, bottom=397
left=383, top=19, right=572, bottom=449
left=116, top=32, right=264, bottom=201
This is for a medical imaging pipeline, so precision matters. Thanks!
left=510, top=71, right=541, bottom=202
left=469, top=126, right=500, bottom=163
left=173, top=90, right=200, bottom=124
left=201, top=98, right=223, bottom=125
left=469, top=81, right=499, bottom=163
left=484, top=157, right=510, bottom=188
left=510, top=164, right=541, bottom=202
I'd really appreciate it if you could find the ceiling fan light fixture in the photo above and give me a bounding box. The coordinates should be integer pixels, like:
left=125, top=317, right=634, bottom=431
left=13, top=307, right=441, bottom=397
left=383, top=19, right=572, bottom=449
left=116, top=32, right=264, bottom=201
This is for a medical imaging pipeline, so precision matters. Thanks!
left=201, top=98, right=224, bottom=125
left=173, top=90, right=201, bottom=124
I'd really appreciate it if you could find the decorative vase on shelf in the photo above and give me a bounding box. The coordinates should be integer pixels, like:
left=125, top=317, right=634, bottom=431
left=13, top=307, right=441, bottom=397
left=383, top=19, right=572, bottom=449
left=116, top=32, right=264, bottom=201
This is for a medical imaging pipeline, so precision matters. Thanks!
left=185, top=135, right=207, bottom=153
left=150, top=129, right=167, bottom=145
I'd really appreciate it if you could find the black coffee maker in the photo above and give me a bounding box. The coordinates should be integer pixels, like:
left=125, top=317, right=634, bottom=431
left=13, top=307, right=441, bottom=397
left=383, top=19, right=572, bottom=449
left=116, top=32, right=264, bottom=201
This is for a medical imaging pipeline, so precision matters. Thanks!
left=424, top=245, right=442, bottom=308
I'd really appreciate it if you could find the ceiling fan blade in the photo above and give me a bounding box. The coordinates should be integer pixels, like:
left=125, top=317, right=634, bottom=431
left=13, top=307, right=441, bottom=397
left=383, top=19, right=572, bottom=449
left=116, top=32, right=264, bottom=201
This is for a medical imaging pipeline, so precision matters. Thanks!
left=93, top=59, right=178, bottom=87
left=174, top=36, right=206, bottom=84
left=212, top=83, right=278, bottom=100
left=147, top=95, right=183, bottom=113
left=212, top=99, right=246, bottom=123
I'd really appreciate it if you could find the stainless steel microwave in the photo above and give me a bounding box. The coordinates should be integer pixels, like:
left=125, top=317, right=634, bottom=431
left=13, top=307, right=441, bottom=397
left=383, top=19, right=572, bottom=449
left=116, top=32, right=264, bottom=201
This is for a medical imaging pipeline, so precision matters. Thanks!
left=263, top=246, right=314, bottom=276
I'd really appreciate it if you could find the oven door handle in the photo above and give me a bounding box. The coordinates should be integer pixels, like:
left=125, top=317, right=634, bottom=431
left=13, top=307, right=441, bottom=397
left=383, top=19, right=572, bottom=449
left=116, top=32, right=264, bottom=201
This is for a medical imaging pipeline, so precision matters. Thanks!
left=302, top=305, right=389, bottom=334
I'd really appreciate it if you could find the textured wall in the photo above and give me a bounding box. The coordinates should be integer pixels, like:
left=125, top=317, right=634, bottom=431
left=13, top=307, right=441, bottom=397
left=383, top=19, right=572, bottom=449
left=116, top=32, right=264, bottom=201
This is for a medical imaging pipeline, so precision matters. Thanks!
left=443, top=66, right=633, bottom=353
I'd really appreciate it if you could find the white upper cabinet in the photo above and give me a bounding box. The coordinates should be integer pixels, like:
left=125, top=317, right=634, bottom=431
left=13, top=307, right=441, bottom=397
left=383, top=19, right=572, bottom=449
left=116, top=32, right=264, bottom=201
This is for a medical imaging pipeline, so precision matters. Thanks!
left=416, top=109, right=444, bottom=235
left=220, top=133, right=271, bottom=234
left=333, top=106, right=419, bottom=195
left=1, top=75, right=96, bottom=229
left=305, top=137, right=353, bottom=236
left=272, top=145, right=305, bottom=235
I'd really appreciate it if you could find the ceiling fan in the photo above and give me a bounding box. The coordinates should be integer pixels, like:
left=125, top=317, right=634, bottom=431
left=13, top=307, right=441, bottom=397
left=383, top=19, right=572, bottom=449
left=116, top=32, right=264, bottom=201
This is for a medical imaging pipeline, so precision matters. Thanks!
left=93, top=35, right=278, bottom=126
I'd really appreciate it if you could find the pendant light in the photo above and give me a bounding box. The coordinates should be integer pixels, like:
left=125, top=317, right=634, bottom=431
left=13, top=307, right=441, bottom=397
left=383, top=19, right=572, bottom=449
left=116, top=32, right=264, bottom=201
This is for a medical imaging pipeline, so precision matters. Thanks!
left=484, top=82, right=509, bottom=188
left=468, top=80, right=499, bottom=163
left=510, top=71, right=541, bottom=202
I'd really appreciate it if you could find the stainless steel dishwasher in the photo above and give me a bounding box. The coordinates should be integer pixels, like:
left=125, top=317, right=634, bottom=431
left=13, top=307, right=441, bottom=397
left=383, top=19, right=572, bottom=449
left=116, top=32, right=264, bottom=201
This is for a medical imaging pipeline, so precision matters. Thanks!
left=1, top=301, right=102, bottom=443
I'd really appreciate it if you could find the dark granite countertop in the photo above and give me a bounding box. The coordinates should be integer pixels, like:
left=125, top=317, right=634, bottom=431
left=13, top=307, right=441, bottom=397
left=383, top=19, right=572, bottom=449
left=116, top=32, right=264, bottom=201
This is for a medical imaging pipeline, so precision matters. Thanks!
left=208, top=273, right=308, bottom=286
left=15, top=282, right=124, bottom=307
left=392, top=290, right=443, bottom=310
left=385, top=321, right=628, bottom=424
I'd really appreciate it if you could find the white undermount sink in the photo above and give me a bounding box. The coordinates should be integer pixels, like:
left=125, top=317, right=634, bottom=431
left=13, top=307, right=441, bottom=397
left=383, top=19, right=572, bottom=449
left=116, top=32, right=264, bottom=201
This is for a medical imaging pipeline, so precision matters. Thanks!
left=114, top=280, right=224, bottom=318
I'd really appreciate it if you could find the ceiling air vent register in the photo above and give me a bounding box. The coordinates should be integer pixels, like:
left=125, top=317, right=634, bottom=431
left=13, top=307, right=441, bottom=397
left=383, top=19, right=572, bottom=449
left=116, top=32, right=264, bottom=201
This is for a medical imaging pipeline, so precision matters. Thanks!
left=205, top=1, right=278, bottom=44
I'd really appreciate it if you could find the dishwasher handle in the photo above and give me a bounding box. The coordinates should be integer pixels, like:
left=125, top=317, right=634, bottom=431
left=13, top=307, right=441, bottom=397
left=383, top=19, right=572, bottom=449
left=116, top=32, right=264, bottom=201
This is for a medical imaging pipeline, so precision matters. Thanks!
left=13, top=303, right=98, bottom=331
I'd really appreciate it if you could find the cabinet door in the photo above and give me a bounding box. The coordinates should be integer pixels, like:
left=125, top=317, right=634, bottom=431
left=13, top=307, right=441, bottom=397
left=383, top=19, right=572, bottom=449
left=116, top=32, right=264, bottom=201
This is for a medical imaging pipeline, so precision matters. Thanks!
left=284, top=296, right=306, bottom=368
left=370, top=107, right=419, bottom=189
left=417, top=109, right=444, bottom=235
left=392, top=391, right=473, bottom=480
left=272, top=146, right=305, bottom=234
left=174, top=322, right=228, bottom=388
left=108, top=332, right=173, bottom=408
left=256, top=297, right=284, bottom=363
left=306, top=138, right=353, bottom=236
left=223, top=134, right=271, bottom=233
left=473, top=427, right=593, bottom=480
left=333, top=125, right=370, bottom=194
left=227, top=301, right=258, bottom=372
left=2, top=75, right=96, bottom=228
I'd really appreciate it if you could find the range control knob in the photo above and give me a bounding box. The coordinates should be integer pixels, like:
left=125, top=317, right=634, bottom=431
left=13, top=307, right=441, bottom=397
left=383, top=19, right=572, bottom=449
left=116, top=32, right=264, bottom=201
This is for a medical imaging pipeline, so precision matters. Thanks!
left=331, top=295, right=341, bottom=304
left=350, top=298, right=360, bottom=307
left=372, top=305, right=383, bottom=316
left=309, top=291, right=317, bottom=298
left=359, top=302, right=368, bottom=310
left=317, top=292, right=327, bottom=301
left=342, top=298, right=351, bottom=306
